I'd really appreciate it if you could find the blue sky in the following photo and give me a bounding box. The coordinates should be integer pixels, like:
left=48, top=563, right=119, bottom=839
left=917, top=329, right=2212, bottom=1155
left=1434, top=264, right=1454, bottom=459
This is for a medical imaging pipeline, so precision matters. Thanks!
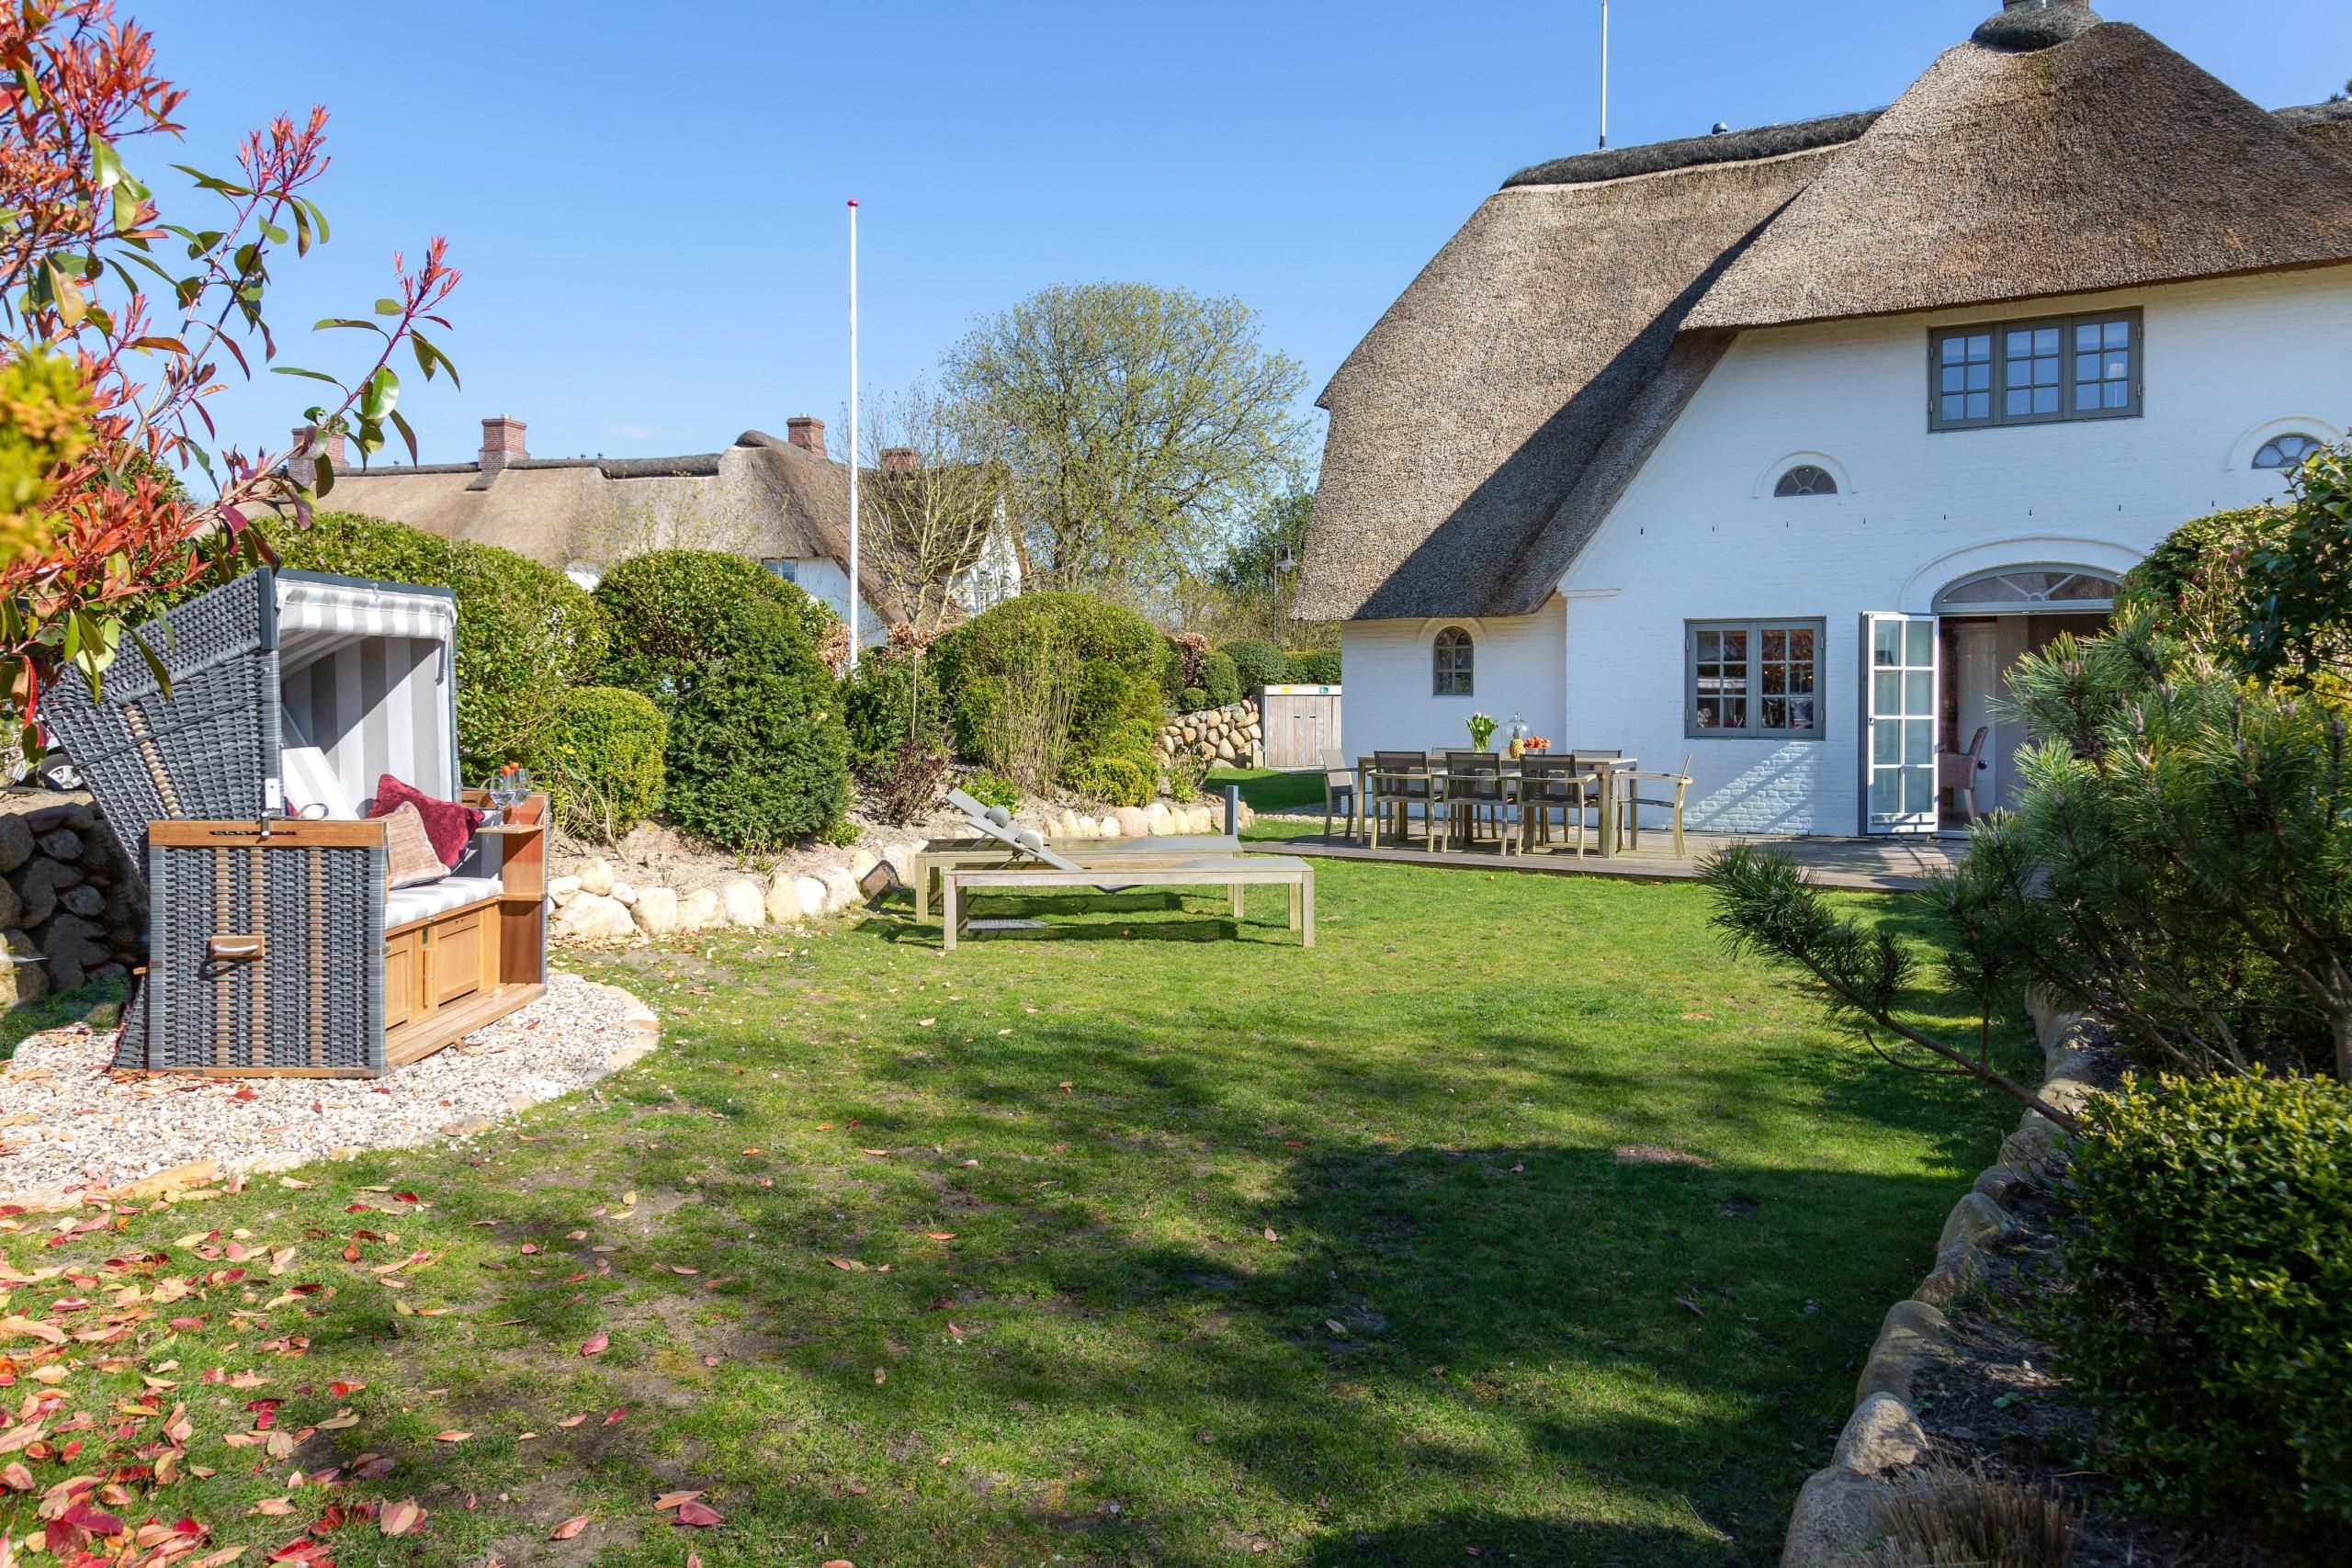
left=137, top=1, right=2350, bottom=477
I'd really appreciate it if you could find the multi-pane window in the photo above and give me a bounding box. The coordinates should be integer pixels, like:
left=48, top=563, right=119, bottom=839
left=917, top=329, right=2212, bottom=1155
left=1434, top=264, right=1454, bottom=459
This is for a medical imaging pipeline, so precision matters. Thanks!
left=1931, top=310, right=2140, bottom=430
left=1687, top=619, right=1824, bottom=739
left=2254, top=432, right=2326, bottom=470
left=1773, top=464, right=1838, bottom=497
left=1432, top=626, right=1474, bottom=696
left=762, top=558, right=800, bottom=583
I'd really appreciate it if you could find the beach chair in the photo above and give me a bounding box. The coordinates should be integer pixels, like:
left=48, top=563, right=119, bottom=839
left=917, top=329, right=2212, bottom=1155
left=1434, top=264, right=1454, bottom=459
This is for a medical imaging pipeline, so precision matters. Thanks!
left=41, top=569, right=548, bottom=1075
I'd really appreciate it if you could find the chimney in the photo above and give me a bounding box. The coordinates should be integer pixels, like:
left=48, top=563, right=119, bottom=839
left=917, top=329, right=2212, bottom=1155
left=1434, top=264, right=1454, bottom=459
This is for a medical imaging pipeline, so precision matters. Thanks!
left=880, top=446, right=917, bottom=475
left=786, top=416, right=827, bottom=458
left=478, top=415, right=528, bottom=476
left=290, top=424, right=346, bottom=474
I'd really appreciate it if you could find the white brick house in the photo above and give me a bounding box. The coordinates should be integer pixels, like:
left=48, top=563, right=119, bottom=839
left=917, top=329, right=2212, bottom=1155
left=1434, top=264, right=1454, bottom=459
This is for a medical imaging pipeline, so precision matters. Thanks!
left=1297, top=0, right=2352, bottom=837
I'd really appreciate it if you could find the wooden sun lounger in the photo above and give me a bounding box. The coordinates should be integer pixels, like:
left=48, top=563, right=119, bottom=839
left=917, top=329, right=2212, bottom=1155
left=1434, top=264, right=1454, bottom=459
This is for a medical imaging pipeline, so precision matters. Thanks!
left=912, top=834, right=1244, bottom=920
left=939, top=855, right=1314, bottom=952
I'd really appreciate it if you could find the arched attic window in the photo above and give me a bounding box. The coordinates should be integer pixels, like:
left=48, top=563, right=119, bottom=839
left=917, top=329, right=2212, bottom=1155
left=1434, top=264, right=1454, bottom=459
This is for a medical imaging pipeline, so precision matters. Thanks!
left=2253, top=433, right=2327, bottom=471
left=1432, top=626, right=1474, bottom=696
left=1773, top=464, right=1838, bottom=497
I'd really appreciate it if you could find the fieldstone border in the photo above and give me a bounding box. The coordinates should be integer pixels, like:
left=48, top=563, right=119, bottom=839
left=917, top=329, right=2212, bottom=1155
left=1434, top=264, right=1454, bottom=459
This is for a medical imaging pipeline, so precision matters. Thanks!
left=1780, top=988, right=2101, bottom=1566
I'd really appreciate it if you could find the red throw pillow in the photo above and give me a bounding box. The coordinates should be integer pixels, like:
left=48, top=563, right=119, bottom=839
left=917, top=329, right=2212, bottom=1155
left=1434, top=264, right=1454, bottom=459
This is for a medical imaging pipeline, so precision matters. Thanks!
left=367, top=774, right=484, bottom=868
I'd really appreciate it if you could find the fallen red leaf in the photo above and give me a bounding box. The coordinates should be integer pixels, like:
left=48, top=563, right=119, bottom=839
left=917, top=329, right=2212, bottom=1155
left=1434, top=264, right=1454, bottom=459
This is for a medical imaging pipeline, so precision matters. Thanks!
left=579, top=1334, right=608, bottom=1356
left=672, top=1500, right=723, bottom=1528
left=379, top=1498, right=425, bottom=1537
left=548, top=1514, right=591, bottom=1540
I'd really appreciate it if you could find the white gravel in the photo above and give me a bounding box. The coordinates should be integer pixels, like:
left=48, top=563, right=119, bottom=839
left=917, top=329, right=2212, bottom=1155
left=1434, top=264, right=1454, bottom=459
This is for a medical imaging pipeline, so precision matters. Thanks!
left=0, top=968, right=656, bottom=1205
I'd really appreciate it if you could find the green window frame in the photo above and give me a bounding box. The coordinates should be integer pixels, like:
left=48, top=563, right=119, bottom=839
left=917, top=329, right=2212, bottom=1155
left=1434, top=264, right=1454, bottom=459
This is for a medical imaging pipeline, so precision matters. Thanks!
left=1686, top=618, right=1825, bottom=740
left=1929, top=309, right=2142, bottom=431
left=1432, top=626, right=1475, bottom=696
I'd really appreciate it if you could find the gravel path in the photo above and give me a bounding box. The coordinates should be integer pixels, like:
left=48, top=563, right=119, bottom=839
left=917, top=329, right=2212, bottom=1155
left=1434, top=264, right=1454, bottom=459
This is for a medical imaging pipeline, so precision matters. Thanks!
left=0, top=968, right=657, bottom=1205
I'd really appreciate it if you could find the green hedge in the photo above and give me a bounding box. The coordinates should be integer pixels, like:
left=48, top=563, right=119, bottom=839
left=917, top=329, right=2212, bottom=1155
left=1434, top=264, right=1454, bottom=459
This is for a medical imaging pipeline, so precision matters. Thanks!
left=1221, top=638, right=1286, bottom=694
left=1200, top=650, right=1240, bottom=709
left=243, top=513, right=608, bottom=774
left=1283, top=649, right=1340, bottom=685
left=843, top=644, right=947, bottom=778
left=594, top=550, right=849, bottom=851
left=530, top=685, right=667, bottom=840
left=2058, top=1071, right=2352, bottom=1552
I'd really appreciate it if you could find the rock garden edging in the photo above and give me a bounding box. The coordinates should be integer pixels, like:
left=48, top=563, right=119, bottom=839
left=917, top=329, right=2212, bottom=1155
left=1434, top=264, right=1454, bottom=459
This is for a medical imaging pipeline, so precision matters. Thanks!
left=1779, top=988, right=2101, bottom=1567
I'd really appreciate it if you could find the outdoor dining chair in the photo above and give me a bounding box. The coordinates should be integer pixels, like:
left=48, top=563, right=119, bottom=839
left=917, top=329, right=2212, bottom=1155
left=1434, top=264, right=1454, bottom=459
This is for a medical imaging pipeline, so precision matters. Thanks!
left=1939, top=726, right=1990, bottom=824
left=1617, top=753, right=1695, bottom=858
left=1516, top=754, right=1595, bottom=856
left=1367, top=751, right=1434, bottom=849
left=1442, top=750, right=1510, bottom=853
left=1320, top=748, right=1359, bottom=842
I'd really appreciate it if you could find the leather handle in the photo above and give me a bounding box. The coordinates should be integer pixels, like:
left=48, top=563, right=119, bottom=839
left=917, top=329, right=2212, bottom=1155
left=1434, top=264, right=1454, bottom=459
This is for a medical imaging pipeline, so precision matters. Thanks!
left=207, top=935, right=265, bottom=963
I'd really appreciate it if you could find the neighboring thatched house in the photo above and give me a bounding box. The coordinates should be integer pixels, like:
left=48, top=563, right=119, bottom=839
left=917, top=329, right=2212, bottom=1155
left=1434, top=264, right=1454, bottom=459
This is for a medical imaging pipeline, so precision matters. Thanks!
left=1298, top=0, right=2352, bottom=837
left=310, top=416, right=1019, bottom=640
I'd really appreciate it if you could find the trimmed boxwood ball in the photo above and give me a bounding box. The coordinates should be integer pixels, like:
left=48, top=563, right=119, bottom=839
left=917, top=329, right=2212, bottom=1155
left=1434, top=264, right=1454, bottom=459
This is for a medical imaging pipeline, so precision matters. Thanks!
left=664, top=665, right=851, bottom=852
left=594, top=549, right=851, bottom=852
left=530, top=685, right=667, bottom=841
left=1220, top=637, right=1286, bottom=694
left=2057, top=1071, right=2352, bottom=1552
left=1199, top=650, right=1240, bottom=709
left=254, top=512, right=608, bottom=774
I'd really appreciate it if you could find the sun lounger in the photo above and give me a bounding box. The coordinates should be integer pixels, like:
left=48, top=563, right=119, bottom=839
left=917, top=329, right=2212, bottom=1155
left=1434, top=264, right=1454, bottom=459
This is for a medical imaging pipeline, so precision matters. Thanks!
left=938, top=853, right=1313, bottom=952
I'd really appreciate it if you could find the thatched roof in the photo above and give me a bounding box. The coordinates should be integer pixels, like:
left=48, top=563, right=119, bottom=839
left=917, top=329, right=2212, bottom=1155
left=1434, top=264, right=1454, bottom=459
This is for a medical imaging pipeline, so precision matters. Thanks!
left=1299, top=7, right=2352, bottom=622
left=1687, top=23, right=2352, bottom=331
left=317, top=431, right=906, bottom=623
left=1294, top=147, right=1839, bottom=621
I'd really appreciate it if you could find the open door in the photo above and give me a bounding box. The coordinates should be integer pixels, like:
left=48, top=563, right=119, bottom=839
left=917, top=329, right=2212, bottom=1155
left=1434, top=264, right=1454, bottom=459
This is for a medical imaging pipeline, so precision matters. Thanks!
left=1862, top=613, right=1939, bottom=835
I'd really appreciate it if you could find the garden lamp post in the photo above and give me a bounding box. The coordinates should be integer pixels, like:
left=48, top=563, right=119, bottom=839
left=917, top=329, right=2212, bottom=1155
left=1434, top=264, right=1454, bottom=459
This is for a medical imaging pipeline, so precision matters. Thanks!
left=1271, top=543, right=1295, bottom=646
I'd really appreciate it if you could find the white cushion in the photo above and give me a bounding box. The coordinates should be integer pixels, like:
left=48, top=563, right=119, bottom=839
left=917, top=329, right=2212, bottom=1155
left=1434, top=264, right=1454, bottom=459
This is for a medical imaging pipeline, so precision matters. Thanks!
left=385, top=876, right=503, bottom=929
left=282, top=746, right=358, bottom=820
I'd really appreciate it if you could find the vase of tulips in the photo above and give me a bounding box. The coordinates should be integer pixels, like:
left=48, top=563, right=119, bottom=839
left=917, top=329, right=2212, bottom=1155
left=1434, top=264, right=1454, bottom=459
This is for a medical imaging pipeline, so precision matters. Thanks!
left=1465, top=712, right=1498, bottom=751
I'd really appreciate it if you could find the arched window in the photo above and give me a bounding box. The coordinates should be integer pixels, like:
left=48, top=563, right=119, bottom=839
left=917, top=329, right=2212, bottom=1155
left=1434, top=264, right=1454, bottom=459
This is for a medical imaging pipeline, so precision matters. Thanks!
left=1773, top=464, right=1838, bottom=497
left=1934, top=568, right=2121, bottom=613
left=2253, top=433, right=2327, bottom=471
left=1432, top=626, right=1474, bottom=696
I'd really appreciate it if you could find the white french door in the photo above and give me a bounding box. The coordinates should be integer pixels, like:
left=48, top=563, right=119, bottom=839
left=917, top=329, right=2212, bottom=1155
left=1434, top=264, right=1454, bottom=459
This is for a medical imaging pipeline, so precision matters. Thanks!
left=1862, top=613, right=1939, bottom=835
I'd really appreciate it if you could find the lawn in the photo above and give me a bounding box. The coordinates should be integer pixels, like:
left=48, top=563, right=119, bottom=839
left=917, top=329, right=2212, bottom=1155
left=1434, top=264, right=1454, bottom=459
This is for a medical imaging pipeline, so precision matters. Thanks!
left=0, top=844, right=2028, bottom=1567
left=1204, top=766, right=1326, bottom=815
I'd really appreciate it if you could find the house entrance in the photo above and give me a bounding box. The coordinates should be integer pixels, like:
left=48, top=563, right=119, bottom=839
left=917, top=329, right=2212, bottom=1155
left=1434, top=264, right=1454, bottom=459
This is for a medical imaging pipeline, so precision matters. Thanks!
left=1933, top=568, right=2120, bottom=827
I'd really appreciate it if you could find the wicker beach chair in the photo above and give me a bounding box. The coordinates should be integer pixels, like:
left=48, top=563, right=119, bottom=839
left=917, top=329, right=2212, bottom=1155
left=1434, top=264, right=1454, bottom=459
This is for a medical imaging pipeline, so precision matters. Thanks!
left=42, top=569, right=548, bottom=1076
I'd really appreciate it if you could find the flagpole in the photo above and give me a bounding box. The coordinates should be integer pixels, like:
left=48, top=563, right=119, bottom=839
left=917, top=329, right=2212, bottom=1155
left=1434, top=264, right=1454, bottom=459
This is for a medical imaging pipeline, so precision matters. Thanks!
left=845, top=198, right=861, bottom=673
left=1599, top=2, right=1610, bottom=150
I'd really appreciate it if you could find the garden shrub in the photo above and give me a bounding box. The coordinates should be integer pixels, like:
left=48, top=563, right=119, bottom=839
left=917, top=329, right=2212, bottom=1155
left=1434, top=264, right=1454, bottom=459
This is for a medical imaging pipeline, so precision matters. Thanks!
left=1179, top=685, right=1209, bottom=713
left=843, top=643, right=946, bottom=778
left=962, top=772, right=1021, bottom=811
left=530, top=685, right=666, bottom=841
left=235, top=512, right=609, bottom=773
left=663, top=664, right=851, bottom=852
left=1220, top=637, right=1286, bottom=694
left=1062, top=753, right=1151, bottom=807
left=2057, top=1071, right=2352, bottom=1552
left=593, top=550, right=831, bottom=703
left=870, top=739, right=950, bottom=827
left=594, top=550, right=850, bottom=851
left=933, top=592, right=1164, bottom=789
left=1200, top=650, right=1240, bottom=709
left=1284, top=648, right=1340, bottom=685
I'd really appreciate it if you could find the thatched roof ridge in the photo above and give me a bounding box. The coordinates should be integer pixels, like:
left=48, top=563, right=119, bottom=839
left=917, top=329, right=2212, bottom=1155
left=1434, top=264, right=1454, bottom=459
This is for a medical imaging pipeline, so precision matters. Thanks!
left=315, top=429, right=905, bottom=623
left=1295, top=150, right=1831, bottom=621
left=2281, top=99, right=2352, bottom=166
left=1503, top=110, right=1880, bottom=190
left=1686, top=24, right=2352, bottom=331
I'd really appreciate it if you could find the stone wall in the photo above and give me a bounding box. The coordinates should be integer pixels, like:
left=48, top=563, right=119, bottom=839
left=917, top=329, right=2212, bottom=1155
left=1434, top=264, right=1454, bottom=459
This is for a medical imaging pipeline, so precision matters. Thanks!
left=0, top=790, right=142, bottom=1009
left=1156, top=698, right=1261, bottom=771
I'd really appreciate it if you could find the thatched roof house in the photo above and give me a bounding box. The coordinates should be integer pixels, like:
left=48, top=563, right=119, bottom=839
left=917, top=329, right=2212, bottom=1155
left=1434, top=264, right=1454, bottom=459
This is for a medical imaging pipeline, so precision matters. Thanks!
left=1297, top=3, right=2352, bottom=624
left=314, top=416, right=908, bottom=627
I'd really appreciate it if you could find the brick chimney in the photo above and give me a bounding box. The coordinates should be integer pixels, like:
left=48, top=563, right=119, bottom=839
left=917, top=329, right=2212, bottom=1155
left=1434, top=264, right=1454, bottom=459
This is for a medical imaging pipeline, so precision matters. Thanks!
left=478, top=415, right=528, bottom=476
left=880, top=446, right=917, bottom=475
left=786, top=416, right=827, bottom=458
left=290, top=424, right=345, bottom=474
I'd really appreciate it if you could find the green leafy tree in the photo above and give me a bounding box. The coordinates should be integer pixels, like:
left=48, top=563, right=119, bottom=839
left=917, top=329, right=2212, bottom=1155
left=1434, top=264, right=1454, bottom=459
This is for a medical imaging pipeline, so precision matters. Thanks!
left=944, top=283, right=1309, bottom=596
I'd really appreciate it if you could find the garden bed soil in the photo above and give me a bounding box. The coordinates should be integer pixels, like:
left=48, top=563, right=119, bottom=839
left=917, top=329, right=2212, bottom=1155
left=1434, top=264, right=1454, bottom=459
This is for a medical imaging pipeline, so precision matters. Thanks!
left=1904, top=1031, right=2285, bottom=1568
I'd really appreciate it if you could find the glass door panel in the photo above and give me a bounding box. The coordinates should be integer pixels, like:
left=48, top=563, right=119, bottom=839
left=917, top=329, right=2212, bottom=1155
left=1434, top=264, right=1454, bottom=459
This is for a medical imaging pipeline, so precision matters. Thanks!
left=1863, top=613, right=1939, bottom=834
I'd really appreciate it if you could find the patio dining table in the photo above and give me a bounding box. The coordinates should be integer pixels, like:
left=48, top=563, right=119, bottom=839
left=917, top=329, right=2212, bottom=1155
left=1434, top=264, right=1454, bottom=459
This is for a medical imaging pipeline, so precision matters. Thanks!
left=1352, top=753, right=1640, bottom=858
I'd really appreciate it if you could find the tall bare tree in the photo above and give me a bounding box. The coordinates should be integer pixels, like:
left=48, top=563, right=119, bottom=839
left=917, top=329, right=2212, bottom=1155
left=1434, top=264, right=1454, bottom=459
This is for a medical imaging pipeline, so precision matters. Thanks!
left=944, top=282, right=1310, bottom=598
left=856, top=378, right=1011, bottom=636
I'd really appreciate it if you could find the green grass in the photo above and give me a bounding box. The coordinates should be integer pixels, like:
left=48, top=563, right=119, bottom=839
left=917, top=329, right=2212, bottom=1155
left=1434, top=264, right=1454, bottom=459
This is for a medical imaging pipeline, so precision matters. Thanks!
left=0, top=976, right=125, bottom=1059
left=0, top=852, right=2030, bottom=1566
left=1205, top=765, right=1326, bottom=814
